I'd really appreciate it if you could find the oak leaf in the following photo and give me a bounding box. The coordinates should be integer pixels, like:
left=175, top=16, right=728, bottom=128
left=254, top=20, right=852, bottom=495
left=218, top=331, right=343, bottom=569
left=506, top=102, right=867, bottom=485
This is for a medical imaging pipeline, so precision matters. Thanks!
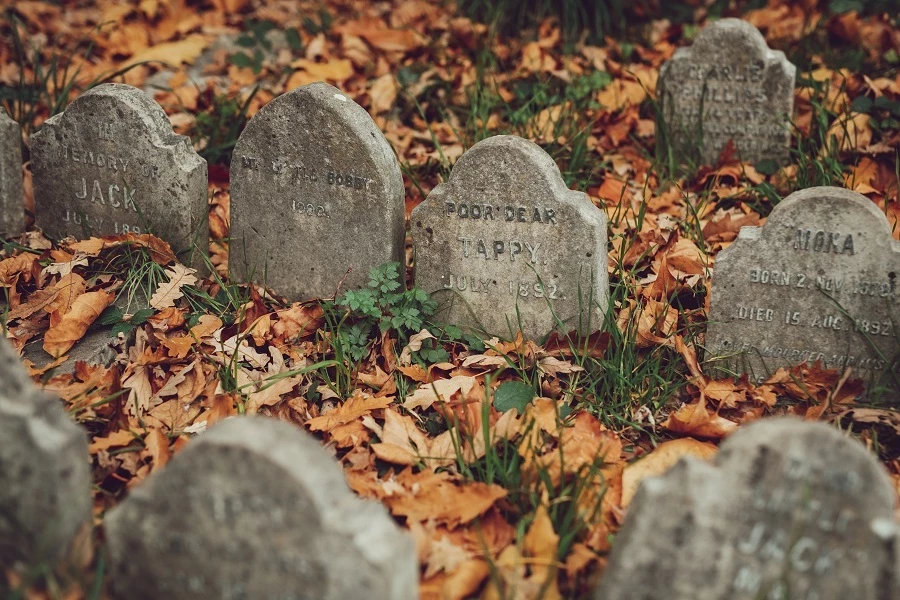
left=150, top=264, right=198, bottom=309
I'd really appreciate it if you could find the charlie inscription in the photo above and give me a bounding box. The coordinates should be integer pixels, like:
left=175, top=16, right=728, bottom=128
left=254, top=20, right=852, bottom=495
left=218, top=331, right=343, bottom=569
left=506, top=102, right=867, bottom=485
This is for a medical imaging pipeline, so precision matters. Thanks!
left=30, top=84, right=208, bottom=264
left=658, top=19, right=796, bottom=165
left=594, top=418, right=899, bottom=600
left=230, top=82, right=404, bottom=302
left=706, top=187, right=900, bottom=397
left=411, top=135, right=608, bottom=340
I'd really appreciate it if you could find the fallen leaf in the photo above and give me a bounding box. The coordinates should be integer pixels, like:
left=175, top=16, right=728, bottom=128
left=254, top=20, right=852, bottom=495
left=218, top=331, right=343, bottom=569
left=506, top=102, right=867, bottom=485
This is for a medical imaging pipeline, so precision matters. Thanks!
left=43, top=291, right=114, bottom=357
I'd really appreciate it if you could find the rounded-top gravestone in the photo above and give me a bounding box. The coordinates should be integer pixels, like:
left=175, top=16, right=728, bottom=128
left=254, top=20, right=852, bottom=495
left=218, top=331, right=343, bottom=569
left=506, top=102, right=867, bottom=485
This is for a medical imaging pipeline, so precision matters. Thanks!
left=30, top=83, right=208, bottom=265
left=594, top=417, right=899, bottom=600
left=229, top=82, right=405, bottom=302
left=105, top=415, right=417, bottom=600
left=658, top=18, right=796, bottom=165
left=706, top=186, right=900, bottom=399
left=410, top=135, right=608, bottom=340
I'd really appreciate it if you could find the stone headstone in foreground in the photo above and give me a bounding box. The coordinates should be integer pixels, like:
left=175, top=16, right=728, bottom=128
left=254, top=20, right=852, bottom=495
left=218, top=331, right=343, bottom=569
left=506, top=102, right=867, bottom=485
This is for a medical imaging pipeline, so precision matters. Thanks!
left=595, top=418, right=899, bottom=600
left=31, top=83, right=208, bottom=265
left=410, top=135, right=608, bottom=340
left=658, top=18, right=796, bottom=165
left=230, top=82, right=405, bottom=302
left=706, top=186, right=900, bottom=398
left=105, top=416, right=417, bottom=600
left=0, top=338, right=92, bottom=570
left=0, top=107, right=24, bottom=237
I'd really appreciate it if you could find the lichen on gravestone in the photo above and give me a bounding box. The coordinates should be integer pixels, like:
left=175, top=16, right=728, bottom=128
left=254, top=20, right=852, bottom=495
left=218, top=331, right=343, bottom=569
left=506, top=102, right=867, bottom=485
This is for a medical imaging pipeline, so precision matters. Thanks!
left=30, top=83, right=208, bottom=266
left=706, top=186, right=900, bottom=399
left=594, top=418, right=900, bottom=600
left=658, top=18, right=796, bottom=166
left=0, top=337, right=92, bottom=572
left=229, top=82, right=405, bottom=302
left=410, top=135, right=609, bottom=340
left=105, top=415, right=418, bottom=600
left=0, top=107, right=24, bottom=237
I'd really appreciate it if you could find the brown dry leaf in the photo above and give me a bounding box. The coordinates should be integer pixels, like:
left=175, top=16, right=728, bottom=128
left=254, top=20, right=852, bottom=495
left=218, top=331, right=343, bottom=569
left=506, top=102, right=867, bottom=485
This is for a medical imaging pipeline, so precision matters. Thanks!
left=403, top=375, right=478, bottom=411
left=371, top=409, right=456, bottom=468
left=125, top=34, right=213, bottom=67
left=621, top=438, right=717, bottom=507
left=359, top=28, right=423, bottom=52
left=122, top=364, right=155, bottom=418
left=89, top=429, right=141, bottom=454
left=43, top=291, right=114, bottom=357
left=597, top=79, right=647, bottom=111
left=523, top=504, right=562, bottom=600
left=662, top=398, right=738, bottom=439
left=369, top=73, right=398, bottom=114
left=287, top=58, right=354, bottom=90
left=385, top=469, right=507, bottom=528
left=823, top=111, right=872, bottom=154
left=149, top=264, right=198, bottom=309
left=46, top=273, right=88, bottom=324
left=142, top=428, right=172, bottom=471
left=307, top=392, right=392, bottom=432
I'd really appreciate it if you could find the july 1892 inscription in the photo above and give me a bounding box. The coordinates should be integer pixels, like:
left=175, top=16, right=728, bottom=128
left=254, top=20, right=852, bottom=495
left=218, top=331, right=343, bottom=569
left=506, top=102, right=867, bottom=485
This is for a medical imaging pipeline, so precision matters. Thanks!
left=706, top=186, right=899, bottom=398
left=594, top=418, right=899, bottom=600
left=410, top=135, right=608, bottom=340
left=30, top=83, right=208, bottom=265
left=229, top=82, right=405, bottom=302
left=658, top=18, right=796, bottom=165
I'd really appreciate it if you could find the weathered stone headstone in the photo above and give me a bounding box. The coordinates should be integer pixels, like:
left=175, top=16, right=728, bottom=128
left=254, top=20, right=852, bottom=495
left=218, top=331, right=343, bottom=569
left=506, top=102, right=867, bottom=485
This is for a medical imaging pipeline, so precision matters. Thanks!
left=706, top=186, right=900, bottom=398
left=658, top=18, right=796, bottom=165
left=31, top=83, right=208, bottom=264
left=230, top=82, right=404, bottom=301
left=0, top=107, right=24, bottom=237
left=410, top=135, right=608, bottom=340
left=105, top=416, right=417, bottom=600
left=0, top=337, right=92, bottom=571
left=595, top=418, right=899, bottom=600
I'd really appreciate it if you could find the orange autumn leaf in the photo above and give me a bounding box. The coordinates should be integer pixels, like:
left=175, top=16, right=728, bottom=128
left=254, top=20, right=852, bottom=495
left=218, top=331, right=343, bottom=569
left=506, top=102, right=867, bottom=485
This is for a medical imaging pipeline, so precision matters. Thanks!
left=621, top=438, right=717, bottom=507
left=307, top=392, right=392, bottom=432
left=43, top=291, right=114, bottom=357
left=662, top=398, right=739, bottom=439
left=371, top=409, right=456, bottom=468
left=523, top=504, right=562, bottom=600
left=359, top=28, right=423, bottom=52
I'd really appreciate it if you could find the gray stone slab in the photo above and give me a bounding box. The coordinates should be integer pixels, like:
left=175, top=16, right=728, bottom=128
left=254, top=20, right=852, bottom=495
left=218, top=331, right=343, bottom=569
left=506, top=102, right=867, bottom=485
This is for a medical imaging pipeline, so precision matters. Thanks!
left=658, top=18, right=796, bottom=165
left=410, top=135, right=608, bottom=340
left=0, top=337, right=92, bottom=570
left=230, top=82, right=405, bottom=302
left=595, top=418, right=899, bottom=600
left=0, top=107, right=24, bottom=237
left=706, top=186, right=900, bottom=399
left=31, top=83, right=208, bottom=265
left=105, top=415, right=417, bottom=600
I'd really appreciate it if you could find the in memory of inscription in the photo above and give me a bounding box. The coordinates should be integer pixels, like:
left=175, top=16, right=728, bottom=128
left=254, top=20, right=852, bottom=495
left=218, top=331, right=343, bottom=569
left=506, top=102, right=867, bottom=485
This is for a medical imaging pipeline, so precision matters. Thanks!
left=0, top=107, right=24, bottom=237
left=105, top=416, right=417, bottom=600
left=706, top=186, right=899, bottom=399
left=229, top=82, right=405, bottom=302
left=30, top=83, right=208, bottom=265
left=658, top=18, right=796, bottom=165
left=593, top=418, right=900, bottom=600
left=410, top=135, right=608, bottom=340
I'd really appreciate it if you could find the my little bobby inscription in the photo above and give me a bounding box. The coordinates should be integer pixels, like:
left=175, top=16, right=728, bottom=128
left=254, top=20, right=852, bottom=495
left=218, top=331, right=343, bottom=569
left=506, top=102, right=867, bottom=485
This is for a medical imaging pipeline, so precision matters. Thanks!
left=30, top=83, right=208, bottom=263
left=594, top=418, right=899, bottom=600
left=659, top=18, right=796, bottom=165
left=230, top=82, right=405, bottom=302
left=411, top=135, right=608, bottom=340
left=706, top=186, right=899, bottom=397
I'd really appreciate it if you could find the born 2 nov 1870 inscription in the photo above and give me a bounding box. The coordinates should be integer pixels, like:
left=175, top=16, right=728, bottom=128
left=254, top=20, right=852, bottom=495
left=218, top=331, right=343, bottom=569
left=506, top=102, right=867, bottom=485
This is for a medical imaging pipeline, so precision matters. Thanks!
left=30, top=84, right=208, bottom=264
left=706, top=186, right=900, bottom=398
left=658, top=18, right=796, bottom=165
left=410, top=135, right=608, bottom=340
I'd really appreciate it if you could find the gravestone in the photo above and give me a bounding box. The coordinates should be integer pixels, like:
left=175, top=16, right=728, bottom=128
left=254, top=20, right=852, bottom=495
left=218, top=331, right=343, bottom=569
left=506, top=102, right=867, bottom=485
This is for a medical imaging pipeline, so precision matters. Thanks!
left=658, top=18, right=796, bottom=165
left=706, top=186, right=900, bottom=398
left=0, top=107, right=24, bottom=237
left=410, top=135, right=608, bottom=340
left=0, top=337, right=92, bottom=570
left=230, top=82, right=404, bottom=301
left=105, top=416, right=417, bottom=600
left=594, top=418, right=899, bottom=600
left=30, top=83, right=208, bottom=265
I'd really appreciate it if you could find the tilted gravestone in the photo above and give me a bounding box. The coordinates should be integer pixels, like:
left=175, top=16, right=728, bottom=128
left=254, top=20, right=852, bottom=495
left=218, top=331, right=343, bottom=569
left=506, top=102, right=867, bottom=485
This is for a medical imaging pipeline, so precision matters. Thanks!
left=706, top=186, right=900, bottom=398
left=658, top=18, right=796, bottom=165
left=0, top=337, right=92, bottom=571
left=410, top=135, right=608, bottom=340
left=0, top=107, right=24, bottom=237
left=230, top=82, right=404, bottom=302
left=31, top=83, right=208, bottom=264
left=595, top=418, right=899, bottom=600
left=105, top=416, right=417, bottom=600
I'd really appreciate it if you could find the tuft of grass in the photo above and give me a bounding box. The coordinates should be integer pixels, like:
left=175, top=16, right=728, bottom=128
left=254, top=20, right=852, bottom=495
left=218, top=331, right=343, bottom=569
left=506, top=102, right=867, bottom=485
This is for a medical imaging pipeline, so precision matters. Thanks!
left=188, top=88, right=258, bottom=167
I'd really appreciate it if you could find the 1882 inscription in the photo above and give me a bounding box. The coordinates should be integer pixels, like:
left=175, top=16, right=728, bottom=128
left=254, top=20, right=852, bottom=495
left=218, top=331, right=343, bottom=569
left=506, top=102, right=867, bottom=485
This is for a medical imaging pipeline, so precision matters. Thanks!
left=706, top=187, right=900, bottom=398
left=658, top=19, right=796, bottom=165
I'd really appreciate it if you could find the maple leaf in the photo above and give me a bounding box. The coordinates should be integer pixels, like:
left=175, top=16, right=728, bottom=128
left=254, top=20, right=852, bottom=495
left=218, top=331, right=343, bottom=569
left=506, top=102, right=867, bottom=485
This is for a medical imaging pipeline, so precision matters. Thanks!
left=150, top=264, right=198, bottom=310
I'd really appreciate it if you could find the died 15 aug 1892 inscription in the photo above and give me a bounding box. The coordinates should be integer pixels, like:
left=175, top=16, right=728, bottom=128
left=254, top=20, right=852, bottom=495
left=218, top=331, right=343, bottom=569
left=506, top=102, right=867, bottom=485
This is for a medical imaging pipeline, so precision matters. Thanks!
left=411, top=135, right=608, bottom=340
left=706, top=186, right=899, bottom=397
